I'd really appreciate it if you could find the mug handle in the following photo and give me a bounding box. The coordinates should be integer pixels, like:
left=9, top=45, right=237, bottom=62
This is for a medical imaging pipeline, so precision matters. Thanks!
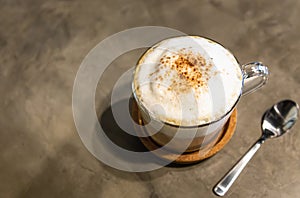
left=241, top=62, right=269, bottom=95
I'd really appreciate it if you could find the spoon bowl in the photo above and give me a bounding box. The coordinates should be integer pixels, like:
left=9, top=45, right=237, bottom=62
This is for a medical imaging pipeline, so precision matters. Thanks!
left=262, top=100, right=299, bottom=139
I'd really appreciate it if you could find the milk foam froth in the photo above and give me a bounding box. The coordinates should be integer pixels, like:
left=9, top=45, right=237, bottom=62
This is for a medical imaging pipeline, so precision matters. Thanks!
left=133, top=36, right=243, bottom=126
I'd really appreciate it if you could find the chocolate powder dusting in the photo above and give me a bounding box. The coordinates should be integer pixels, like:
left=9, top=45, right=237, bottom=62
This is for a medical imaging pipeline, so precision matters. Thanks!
left=172, top=50, right=212, bottom=91
left=155, top=49, right=213, bottom=95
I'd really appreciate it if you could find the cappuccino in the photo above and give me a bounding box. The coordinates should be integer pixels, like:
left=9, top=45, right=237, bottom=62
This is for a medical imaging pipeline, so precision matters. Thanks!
left=133, top=36, right=243, bottom=126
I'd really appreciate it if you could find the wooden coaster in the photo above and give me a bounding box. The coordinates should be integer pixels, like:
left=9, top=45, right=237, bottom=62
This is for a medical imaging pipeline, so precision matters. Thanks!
left=131, top=100, right=237, bottom=164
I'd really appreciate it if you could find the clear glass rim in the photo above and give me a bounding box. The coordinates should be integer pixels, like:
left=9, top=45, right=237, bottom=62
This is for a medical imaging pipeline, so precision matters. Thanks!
left=132, top=35, right=244, bottom=129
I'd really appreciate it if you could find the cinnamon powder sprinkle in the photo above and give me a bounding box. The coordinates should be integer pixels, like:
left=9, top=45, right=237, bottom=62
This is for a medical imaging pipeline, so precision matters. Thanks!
left=171, top=51, right=212, bottom=89
left=152, top=49, right=213, bottom=93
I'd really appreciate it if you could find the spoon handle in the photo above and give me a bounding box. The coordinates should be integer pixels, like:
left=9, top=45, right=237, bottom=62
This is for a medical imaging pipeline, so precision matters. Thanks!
left=214, top=138, right=264, bottom=196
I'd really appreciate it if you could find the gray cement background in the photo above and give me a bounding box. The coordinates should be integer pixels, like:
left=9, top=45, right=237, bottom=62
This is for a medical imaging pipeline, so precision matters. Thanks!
left=1, top=0, right=300, bottom=197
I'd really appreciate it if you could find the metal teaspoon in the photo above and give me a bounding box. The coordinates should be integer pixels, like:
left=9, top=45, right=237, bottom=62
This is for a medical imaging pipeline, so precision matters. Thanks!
left=214, top=99, right=299, bottom=196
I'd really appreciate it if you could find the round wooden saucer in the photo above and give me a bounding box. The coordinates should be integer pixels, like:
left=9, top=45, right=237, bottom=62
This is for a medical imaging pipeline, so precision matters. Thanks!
left=131, top=100, right=237, bottom=164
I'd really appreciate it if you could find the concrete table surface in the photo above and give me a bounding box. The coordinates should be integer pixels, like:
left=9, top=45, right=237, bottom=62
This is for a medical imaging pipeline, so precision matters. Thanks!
left=1, top=0, right=300, bottom=197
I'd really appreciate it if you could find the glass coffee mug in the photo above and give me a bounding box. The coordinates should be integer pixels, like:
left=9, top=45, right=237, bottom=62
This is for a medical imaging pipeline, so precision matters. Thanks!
left=132, top=36, right=269, bottom=153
